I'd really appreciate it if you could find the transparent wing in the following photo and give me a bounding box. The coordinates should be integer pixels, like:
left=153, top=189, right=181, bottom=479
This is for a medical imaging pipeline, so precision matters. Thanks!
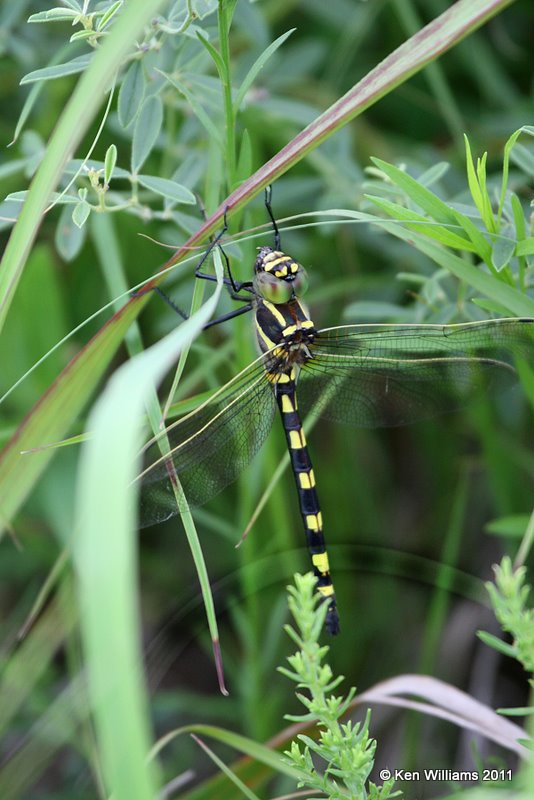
left=138, top=353, right=277, bottom=526
left=298, top=318, right=534, bottom=427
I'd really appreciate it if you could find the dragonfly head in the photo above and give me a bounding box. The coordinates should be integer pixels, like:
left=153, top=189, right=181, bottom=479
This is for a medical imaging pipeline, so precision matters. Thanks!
left=254, top=246, right=309, bottom=304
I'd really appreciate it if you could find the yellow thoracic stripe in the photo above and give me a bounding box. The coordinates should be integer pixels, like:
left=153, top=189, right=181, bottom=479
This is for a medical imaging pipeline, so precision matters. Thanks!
left=262, top=299, right=287, bottom=328
left=282, top=324, right=297, bottom=337
left=256, top=320, right=277, bottom=351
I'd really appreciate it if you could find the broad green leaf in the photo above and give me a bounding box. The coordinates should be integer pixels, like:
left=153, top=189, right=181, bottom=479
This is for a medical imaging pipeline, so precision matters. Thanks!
left=9, top=42, right=76, bottom=146
left=72, top=199, right=91, bottom=228
left=28, top=8, right=79, bottom=22
left=55, top=201, right=86, bottom=259
left=70, top=29, right=106, bottom=42
left=418, top=161, right=450, bottom=187
left=491, top=233, right=516, bottom=272
left=20, top=54, right=93, bottom=85
left=234, top=28, right=295, bottom=111
left=136, top=174, right=196, bottom=204
left=367, top=195, right=476, bottom=252
left=370, top=158, right=458, bottom=226
left=464, top=134, right=483, bottom=214
left=510, top=142, right=534, bottom=178
left=498, top=126, right=528, bottom=221
left=6, top=190, right=77, bottom=204
left=0, top=158, right=28, bottom=180
left=452, top=210, right=493, bottom=264
left=118, top=59, right=145, bottom=128
left=485, top=515, right=530, bottom=538
left=477, top=630, right=517, bottom=658
left=131, top=95, right=163, bottom=173
left=516, top=238, right=534, bottom=257
left=464, top=136, right=495, bottom=232
left=65, top=158, right=131, bottom=180
left=97, top=0, right=123, bottom=31
left=157, top=69, right=222, bottom=148
left=196, top=32, right=225, bottom=79
left=104, top=144, right=118, bottom=184
left=193, top=0, right=218, bottom=18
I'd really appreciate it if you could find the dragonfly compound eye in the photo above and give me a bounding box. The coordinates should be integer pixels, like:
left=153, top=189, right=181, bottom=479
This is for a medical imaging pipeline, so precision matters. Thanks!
left=255, top=270, right=294, bottom=303
left=291, top=267, right=309, bottom=297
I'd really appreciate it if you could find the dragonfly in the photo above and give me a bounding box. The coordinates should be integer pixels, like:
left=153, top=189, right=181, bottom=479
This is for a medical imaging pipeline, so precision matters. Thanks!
left=137, top=188, right=534, bottom=635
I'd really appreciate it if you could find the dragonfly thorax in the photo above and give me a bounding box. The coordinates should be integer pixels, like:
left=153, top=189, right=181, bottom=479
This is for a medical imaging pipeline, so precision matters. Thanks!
left=254, top=247, right=309, bottom=304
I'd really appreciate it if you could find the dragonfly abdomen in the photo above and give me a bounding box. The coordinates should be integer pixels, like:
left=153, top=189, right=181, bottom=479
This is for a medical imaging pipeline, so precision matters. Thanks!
left=275, top=379, right=340, bottom=635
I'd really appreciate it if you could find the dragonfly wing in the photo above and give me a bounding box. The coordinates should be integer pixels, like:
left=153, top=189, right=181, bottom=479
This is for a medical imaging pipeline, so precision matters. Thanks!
left=299, top=318, right=534, bottom=427
left=138, top=355, right=277, bottom=526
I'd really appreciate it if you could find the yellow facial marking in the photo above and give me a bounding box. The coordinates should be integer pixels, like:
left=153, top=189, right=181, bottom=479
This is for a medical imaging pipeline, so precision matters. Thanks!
left=274, top=267, right=288, bottom=278
left=281, top=394, right=294, bottom=413
left=312, top=552, right=330, bottom=574
left=289, top=430, right=305, bottom=449
left=265, top=254, right=290, bottom=268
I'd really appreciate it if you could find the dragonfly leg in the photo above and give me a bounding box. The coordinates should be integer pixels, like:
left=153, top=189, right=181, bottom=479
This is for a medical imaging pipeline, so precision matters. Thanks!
left=203, top=303, right=254, bottom=329
left=193, top=207, right=255, bottom=303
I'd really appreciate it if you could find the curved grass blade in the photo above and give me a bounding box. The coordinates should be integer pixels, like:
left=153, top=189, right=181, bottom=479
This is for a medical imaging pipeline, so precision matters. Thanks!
left=72, top=256, right=224, bottom=799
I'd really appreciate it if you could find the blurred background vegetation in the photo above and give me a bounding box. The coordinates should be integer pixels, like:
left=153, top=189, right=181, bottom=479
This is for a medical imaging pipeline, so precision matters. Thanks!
left=0, top=1, right=533, bottom=798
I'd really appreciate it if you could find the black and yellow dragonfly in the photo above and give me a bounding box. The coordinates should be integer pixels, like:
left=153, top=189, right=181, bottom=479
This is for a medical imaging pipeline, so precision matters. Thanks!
left=138, top=189, right=534, bottom=635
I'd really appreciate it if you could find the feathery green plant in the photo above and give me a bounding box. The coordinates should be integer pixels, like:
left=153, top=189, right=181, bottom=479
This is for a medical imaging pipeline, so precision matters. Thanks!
left=279, top=573, right=399, bottom=800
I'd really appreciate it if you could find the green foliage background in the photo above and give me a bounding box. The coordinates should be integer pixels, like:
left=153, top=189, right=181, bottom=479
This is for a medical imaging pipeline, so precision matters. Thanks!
left=0, top=1, right=533, bottom=798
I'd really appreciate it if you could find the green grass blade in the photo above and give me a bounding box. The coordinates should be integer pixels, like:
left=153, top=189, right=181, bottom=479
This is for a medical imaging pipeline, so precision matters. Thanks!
left=376, top=219, right=534, bottom=316
left=190, top=735, right=262, bottom=800
left=73, top=269, right=223, bottom=798
left=370, top=157, right=459, bottom=225
left=367, top=195, right=477, bottom=251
